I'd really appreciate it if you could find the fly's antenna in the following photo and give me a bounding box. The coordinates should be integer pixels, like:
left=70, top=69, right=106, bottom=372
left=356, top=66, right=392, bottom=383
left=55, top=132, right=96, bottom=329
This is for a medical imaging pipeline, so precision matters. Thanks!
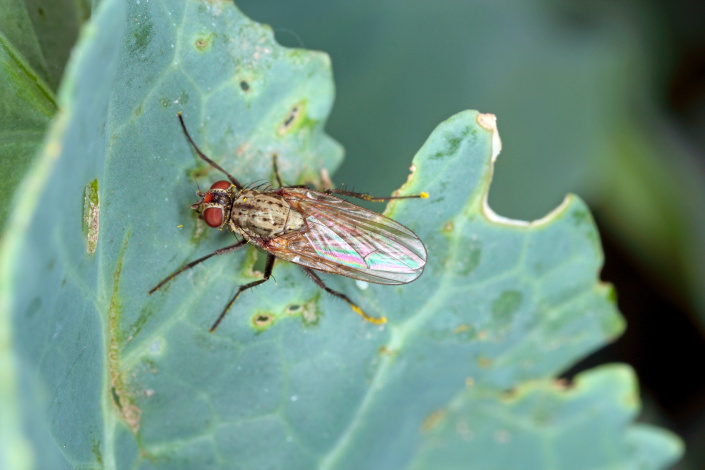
left=177, top=112, right=244, bottom=190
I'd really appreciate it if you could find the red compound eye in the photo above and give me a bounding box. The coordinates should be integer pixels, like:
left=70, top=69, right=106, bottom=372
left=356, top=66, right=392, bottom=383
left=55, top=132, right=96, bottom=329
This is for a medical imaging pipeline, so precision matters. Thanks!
left=210, top=180, right=231, bottom=190
left=203, top=207, right=223, bottom=227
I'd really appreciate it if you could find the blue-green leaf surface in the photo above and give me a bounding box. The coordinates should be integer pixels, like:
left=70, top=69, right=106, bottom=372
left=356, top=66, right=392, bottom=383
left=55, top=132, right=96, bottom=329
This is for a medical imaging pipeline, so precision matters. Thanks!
left=0, top=0, right=682, bottom=468
left=412, top=365, right=682, bottom=470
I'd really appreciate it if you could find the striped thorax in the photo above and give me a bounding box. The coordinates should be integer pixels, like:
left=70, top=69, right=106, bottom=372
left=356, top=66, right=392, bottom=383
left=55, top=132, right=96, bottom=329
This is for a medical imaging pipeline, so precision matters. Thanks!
left=229, top=189, right=305, bottom=239
left=192, top=181, right=305, bottom=242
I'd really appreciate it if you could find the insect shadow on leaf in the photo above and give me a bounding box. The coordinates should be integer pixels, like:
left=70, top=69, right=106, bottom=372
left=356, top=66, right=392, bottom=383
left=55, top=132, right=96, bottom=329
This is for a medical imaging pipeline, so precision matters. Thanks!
left=149, top=112, right=429, bottom=332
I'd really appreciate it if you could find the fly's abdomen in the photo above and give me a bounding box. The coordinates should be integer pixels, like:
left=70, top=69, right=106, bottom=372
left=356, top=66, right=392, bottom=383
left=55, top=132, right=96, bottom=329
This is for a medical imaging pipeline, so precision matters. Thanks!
left=230, top=190, right=304, bottom=239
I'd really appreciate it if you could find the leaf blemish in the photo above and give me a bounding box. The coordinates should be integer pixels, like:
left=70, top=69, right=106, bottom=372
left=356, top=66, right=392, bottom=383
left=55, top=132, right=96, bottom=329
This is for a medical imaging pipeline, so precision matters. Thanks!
left=286, top=304, right=301, bottom=313
left=302, top=298, right=320, bottom=325
left=284, top=296, right=320, bottom=326
left=284, top=106, right=299, bottom=126
left=449, top=238, right=481, bottom=275
left=430, top=129, right=469, bottom=159
left=110, top=386, right=121, bottom=409
left=446, top=136, right=463, bottom=154
left=278, top=101, right=306, bottom=135
left=492, top=290, right=522, bottom=327
left=108, top=233, right=141, bottom=433
left=240, top=80, right=250, bottom=92
left=82, top=179, right=100, bottom=254
left=252, top=312, right=276, bottom=330
left=126, top=306, right=156, bottom=341
left=91, top=438, right=103, bottom=466
left=421, top=409, right=447, bottom=432
left=477, top=356, right=493, bottom=368
left=131, top=18, right=154, bottom=55
left=572, top=210, right=590, bottom=227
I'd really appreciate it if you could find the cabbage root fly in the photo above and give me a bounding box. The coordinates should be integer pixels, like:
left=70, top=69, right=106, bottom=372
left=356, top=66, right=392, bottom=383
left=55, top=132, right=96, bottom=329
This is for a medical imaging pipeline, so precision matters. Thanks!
left=149, top=112, right=428, bottom=332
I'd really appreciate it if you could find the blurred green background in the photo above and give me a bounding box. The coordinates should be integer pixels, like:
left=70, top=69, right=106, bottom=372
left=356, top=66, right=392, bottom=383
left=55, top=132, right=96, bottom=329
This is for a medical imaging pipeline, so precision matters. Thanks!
left=232, top=1, right=705, bottom=468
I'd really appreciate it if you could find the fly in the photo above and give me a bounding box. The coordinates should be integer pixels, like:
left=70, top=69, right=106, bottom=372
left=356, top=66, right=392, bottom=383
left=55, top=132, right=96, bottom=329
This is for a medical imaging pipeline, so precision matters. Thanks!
left=149, top=112, right=428, bottom=332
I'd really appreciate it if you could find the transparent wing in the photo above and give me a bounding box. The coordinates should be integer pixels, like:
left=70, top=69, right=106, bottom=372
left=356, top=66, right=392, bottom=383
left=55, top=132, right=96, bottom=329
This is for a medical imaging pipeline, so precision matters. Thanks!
left=268, top=188, right=426, bottom=285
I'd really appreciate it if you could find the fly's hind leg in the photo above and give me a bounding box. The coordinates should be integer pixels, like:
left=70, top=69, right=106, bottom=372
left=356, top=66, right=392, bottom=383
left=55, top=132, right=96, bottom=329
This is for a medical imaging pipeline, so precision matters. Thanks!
left=209, top=253, right=276, bottom=332
left=324, top=188, right=428, bottom=202
left=300, top=268, right=386, bottom=325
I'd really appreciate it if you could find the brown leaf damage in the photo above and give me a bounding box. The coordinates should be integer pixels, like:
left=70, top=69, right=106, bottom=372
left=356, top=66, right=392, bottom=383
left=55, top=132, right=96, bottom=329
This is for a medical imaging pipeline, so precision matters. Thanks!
left=107, top=232, right=141, bottom=433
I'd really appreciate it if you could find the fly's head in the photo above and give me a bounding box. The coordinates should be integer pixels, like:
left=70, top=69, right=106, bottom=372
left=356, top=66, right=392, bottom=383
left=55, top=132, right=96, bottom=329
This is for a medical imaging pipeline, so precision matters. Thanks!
left=192, top=180, right=234, bottom=229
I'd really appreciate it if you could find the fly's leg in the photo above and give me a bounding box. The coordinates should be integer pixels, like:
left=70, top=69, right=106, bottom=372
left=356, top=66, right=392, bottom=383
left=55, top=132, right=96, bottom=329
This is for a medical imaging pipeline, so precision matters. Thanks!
left=272, top=154, right=284, bottom=188
left=209, top=253, right=276, bottom=332
left=300, top=268, right=386, bottom=325
left=271, top=154, right=311, bottom=190
left=149, top=240, right=248, bottom=295
left=324, top=188, right=428, bottom=202
left=178, top=112, right=244, bottom=190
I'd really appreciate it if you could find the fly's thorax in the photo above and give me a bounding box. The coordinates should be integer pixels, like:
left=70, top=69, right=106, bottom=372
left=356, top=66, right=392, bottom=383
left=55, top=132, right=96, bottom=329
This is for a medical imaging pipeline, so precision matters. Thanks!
left=229, top=189, right=305, bottom=239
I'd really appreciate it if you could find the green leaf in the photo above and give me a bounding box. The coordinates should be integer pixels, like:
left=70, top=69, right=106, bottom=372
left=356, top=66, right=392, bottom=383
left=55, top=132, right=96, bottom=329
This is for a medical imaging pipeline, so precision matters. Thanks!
left=412, top=365, right=683, bottom=470
left=0, top=32, right=56, bottom=229
left=1, top=1, right=682, bottom=469
left=0, top=0, right=122, bottom=468
left=0, top=0, right=89, bottom=230
left=0, top=0, right=90, bottom=91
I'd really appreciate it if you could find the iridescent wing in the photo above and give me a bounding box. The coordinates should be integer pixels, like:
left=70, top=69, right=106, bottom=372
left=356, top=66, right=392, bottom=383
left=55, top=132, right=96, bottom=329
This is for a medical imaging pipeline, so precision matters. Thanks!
left=265, top=188, right=426, bottom=285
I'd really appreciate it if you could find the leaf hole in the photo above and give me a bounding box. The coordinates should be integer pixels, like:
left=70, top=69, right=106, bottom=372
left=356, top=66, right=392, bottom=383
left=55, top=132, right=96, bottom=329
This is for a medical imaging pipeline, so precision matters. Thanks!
left=252, top=312, right=276, bottom=331
left=278, top=102, right=306, bottom=135
left=194, top=34, right=214, bottom=51
left=287, top=304, right=302, bottom=314
left=111, top=386, right=122, bottom=409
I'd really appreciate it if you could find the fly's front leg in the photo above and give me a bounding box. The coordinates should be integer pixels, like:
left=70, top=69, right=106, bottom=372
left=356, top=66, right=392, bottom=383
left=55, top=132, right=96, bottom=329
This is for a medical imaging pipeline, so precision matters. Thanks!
left=324, top=188, right=428, bottom=202
left=300, top=268, right=386, bottom=325
left=272, top=154, right=284, bottom=188
left=178, top=112, right=243, bottom=190
left=271, top=154, right=313, bottom=190
left=149, top=239, right=248, bottom=294
left=209, top=253, right=276, bottom=332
